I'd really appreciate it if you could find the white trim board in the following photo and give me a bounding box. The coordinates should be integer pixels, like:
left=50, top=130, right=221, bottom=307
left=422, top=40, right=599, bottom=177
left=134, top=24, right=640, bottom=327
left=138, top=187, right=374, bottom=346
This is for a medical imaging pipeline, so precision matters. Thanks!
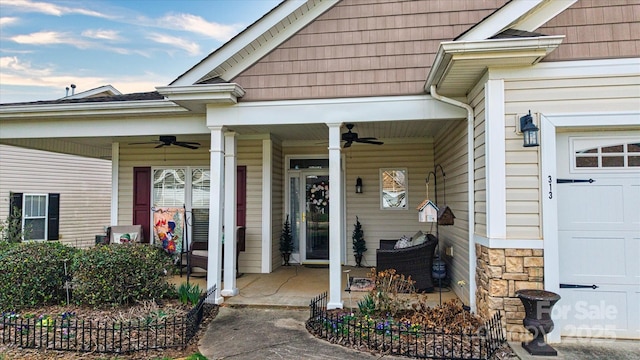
left=489, top=57, right=640, bottom=80
left=475, top=235, right=543, bottom=249
left=207, top=95, right=466, bottom=127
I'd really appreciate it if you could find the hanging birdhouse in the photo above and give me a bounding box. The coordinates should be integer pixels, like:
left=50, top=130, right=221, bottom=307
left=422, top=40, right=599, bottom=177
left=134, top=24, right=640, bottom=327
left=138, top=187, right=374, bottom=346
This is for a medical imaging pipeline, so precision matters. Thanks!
left=437, top=205, right=455, bottom=226
left=417, top=199, right=439, bottom=223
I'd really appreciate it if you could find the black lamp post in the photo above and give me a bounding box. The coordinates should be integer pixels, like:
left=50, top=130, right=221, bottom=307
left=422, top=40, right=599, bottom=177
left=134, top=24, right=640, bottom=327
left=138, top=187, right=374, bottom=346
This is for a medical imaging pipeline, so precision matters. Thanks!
left=520, top=111, right=539, bottom=147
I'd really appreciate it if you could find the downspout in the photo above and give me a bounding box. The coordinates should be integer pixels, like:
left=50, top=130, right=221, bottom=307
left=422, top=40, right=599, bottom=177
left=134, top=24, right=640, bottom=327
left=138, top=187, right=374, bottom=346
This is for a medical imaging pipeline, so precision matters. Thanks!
left=429, top=85, right=477, bottom=312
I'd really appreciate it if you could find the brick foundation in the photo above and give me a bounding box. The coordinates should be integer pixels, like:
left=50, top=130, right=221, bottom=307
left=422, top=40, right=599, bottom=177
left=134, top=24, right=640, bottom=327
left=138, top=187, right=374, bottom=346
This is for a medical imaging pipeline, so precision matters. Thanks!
left=475, top=244, right=544, bottom=341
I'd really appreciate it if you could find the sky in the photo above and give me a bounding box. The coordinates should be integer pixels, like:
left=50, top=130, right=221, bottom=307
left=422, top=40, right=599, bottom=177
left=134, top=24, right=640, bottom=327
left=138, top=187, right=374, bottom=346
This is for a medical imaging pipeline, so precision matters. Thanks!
left=0, top=0, right=283, bottom=104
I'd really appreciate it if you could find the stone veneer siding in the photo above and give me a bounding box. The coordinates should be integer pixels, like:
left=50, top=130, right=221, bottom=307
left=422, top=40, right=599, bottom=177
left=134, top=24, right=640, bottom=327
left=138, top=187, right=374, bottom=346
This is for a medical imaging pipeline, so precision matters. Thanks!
left=475, top=244, right=544, bottom=341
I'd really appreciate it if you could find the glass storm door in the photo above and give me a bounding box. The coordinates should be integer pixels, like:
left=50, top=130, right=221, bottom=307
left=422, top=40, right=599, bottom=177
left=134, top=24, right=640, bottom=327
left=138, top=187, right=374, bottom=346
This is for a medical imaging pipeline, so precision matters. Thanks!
left=304, top=174, right=329, bottom=261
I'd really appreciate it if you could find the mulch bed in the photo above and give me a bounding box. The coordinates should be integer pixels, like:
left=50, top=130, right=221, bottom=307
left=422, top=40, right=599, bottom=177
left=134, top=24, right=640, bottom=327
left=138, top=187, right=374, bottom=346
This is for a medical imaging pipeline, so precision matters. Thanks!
left=0, top=300, right=218, bottom=359
left=306, top=300, right=518, bottom=360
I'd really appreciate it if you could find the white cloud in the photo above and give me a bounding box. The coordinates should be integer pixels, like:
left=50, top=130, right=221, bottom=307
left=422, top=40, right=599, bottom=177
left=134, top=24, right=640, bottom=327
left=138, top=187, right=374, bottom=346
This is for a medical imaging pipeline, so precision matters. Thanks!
left=0, top=56, right=52, bottom=77
left=159, top=13, right=241, bottom=41
left=0, top=55, right=166, bottom=100
left=2, top=0, right=110, bottom=19
left=0, top=17, right=20, bottom=28
left=82, top=29, right=121, bottom=41
left=10, top=31, right=92, bottom=48
left=147, top=33, right=200, bottom=56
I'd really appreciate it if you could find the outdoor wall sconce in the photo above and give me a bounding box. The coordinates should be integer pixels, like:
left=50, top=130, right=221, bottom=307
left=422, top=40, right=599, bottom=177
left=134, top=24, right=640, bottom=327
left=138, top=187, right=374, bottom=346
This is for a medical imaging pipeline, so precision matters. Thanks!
left=355, top=177, right=363, bottom=194
left=520, top=111, right=539, bottom=147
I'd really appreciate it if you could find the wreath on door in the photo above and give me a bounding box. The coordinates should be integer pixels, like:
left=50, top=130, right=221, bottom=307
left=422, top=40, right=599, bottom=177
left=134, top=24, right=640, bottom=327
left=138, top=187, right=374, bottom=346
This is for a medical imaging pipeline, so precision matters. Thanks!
left=309, top=181, right=329, bottom=213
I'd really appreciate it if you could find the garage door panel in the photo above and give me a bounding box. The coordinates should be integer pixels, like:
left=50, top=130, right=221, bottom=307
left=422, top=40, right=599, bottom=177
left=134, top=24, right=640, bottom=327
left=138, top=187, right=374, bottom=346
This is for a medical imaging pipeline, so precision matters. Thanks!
left=558, top=183, right=624, bottom=230
left=559, top=233, right=627, bottom=278
left=557, top=288, right=635, bottom=339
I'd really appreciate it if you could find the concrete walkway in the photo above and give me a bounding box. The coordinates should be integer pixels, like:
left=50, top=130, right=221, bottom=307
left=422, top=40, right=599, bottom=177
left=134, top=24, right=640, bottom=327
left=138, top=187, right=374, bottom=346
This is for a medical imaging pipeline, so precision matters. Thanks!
left=510, top=339, right=640, bottom=360
left=198, top=306, right=405, bottom=360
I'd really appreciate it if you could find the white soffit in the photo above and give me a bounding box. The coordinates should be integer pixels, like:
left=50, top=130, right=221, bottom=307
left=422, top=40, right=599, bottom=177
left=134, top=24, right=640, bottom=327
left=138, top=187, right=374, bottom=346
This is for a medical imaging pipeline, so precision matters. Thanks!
left=156, top=84, right=246, bottom=112
left=425, top=36, right=565, bottom=97
left=171, top=0, right=340, bottom=86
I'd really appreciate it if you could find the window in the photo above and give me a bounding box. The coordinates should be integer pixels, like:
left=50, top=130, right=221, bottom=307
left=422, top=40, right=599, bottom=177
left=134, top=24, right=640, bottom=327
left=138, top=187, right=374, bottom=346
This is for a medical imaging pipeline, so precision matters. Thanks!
left=152, top=167, right=210, bottom=242
left=573, top=138, right=640, bottom=170
left=380, top=169, right=408, bottom=210
left=8, top=192, right=59, bottom=241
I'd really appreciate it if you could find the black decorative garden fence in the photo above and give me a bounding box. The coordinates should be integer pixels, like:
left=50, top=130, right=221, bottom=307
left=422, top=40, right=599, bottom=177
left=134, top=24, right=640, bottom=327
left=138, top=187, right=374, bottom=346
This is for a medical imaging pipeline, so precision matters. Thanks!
left=0, top=285, right=216, bottom=354
left=307, top=292, right=505, bottom=360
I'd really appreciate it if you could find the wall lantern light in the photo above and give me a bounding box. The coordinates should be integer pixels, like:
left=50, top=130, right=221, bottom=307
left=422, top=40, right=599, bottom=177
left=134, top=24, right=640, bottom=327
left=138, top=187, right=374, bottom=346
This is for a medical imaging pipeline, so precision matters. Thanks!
left=355, top=177, right=363, bottom=194
left=520, top=110, right=539, bottom=147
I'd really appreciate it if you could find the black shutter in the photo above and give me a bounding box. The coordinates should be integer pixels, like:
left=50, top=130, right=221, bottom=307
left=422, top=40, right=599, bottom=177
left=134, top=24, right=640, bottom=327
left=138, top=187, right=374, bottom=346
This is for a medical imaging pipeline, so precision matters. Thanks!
left=9, top=192, right=23, bottom=216
left=47, top=193, right=60, bottom=240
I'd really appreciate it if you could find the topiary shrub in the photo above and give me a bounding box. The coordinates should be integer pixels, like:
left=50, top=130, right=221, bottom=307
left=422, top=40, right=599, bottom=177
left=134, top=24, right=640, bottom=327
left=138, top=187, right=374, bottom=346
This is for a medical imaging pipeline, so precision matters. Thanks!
left=71, top=244, right=176, bottom=306
left=0, top=242, right=78, bottom=311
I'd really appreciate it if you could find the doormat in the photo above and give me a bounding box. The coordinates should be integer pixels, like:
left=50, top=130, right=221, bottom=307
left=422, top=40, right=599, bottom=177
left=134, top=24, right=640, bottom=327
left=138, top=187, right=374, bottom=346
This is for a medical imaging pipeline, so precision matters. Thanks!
left=349, top=277, right=375, bottom=292
left=304, top=264, right=329, bottom=268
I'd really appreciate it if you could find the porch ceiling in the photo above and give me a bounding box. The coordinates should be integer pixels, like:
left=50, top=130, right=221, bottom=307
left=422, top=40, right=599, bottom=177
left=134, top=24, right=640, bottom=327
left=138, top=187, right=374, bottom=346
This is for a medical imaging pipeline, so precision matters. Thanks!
left=0, top=118, right=453, bottom=160
left=226, top=119, right=452, bottom=142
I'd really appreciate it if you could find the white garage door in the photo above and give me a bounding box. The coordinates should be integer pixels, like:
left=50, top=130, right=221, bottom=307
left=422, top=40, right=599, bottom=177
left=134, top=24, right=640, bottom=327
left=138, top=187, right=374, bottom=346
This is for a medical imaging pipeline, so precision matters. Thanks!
left=557, top=133, right=640, bottom=340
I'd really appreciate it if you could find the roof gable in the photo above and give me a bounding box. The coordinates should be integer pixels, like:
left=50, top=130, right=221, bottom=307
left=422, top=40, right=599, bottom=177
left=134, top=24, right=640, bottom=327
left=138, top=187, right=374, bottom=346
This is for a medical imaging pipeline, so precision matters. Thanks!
left=231, top=0, right=509, bottom=101
left=171, top=0, right=340, bottom=86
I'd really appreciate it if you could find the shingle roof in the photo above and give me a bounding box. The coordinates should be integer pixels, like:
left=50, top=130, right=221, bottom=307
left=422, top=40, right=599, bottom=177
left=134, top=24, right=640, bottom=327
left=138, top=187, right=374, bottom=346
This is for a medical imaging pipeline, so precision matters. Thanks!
left=0, top=91, right=164, bottom=107
left=490, top=28, right=546, bottom=39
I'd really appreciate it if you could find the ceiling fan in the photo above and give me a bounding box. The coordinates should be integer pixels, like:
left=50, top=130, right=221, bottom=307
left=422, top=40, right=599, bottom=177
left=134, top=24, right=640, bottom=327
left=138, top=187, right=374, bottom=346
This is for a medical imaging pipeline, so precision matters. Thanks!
left=342, top=124, right=384, bottom=148
left=129, top=135, right=201, bottom=150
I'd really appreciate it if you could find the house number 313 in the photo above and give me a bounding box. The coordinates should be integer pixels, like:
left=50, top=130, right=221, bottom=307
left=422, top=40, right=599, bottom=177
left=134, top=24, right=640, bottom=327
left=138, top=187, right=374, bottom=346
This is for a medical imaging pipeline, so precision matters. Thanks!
left=548, top=176, right=553, bottom=199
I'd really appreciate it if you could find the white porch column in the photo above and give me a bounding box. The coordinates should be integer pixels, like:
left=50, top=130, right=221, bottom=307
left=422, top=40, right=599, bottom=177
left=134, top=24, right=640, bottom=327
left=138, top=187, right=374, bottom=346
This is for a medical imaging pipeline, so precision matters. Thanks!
left=327, top=123, right=344, bottom=310
left=485, top=79, right=506, bottom=239
left=207, top=126, right=225, bottom=304
left=261, top=138, right=273, bottom=273
left=110, top=142, right=119, bottom=225
left=222, top=132, right=238, bottom=296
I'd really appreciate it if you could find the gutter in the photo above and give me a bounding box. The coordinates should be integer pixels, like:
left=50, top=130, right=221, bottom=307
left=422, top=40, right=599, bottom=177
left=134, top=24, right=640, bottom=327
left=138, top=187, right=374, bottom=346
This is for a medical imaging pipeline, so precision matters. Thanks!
left=429, top=85, right=477, bottom=312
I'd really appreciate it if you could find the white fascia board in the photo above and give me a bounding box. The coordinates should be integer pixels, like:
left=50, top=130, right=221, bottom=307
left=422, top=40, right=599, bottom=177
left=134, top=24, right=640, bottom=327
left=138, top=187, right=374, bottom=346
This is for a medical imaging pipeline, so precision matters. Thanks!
left=172, top=0, right=340, bottom=86
left=0, top=100, right=184, bottom=120
left=512, top=0, right=578, bottom=32
left=424, top=36, right=565, bottom=90
left=62, top=85, right=122, bottom=100
left=206, top=95, right=467, bottom=127
left=156, top=83, right=246, bottom=99
left=457, top=0, right=544, bottom=41
left=0, top=115, right=208, bottom=139
left=489, top=57, right=640, bottom=80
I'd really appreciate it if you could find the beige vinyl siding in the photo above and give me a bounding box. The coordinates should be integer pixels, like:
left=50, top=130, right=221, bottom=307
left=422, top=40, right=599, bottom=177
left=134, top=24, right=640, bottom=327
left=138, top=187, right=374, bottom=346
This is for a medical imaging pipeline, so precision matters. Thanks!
left=237, top=139, right=265, bottom=274
left=503, top=72, right=640, bottom=238
left=233, top=0, right=507, bottom=101
left=469, top=83, right=487, bottom=238
left=434, top=120, right=470, bottom=303
left=271, top=140, right=284, bottom=270
left=0, top=144, right=111, bottom=248
left=343, top=141, right=434, bottom=267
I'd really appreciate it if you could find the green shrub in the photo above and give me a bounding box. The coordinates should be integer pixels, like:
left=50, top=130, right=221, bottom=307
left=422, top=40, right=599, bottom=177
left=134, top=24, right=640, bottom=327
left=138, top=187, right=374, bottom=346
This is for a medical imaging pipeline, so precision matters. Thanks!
left=177, top=282, right=202, bottom=306
left=72, top=244, right=175, bottom=306
left=0, top=242, right=78, bottom=311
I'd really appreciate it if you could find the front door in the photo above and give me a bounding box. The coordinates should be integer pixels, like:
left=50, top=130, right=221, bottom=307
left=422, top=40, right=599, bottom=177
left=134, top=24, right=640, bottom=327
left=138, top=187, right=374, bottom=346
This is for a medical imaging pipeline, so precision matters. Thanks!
left=556, top=133, right=640, bottom=339
left=288, top=170, right=330, bottom=263
left=304, top=174, right=329, bottom=261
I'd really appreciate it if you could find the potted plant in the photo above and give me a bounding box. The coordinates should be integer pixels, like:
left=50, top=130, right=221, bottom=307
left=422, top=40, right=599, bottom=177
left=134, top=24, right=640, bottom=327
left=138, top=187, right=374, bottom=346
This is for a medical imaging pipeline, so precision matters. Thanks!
left=352, top=216, right=367, bottom=267
left=279, top=215, right=294, bottom=266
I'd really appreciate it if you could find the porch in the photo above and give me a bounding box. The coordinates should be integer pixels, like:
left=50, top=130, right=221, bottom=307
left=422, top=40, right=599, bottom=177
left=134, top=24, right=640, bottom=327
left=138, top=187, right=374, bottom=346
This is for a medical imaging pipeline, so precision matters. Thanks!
left=170, top=265, right=459, bottom=309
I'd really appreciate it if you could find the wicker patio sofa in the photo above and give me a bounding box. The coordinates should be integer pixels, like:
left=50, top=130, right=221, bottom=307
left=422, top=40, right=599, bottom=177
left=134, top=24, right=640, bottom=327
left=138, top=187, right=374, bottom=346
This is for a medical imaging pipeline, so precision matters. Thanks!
left=376, top=234, right=438, bottom=292
left=187, top=226, right=246, bottom=276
